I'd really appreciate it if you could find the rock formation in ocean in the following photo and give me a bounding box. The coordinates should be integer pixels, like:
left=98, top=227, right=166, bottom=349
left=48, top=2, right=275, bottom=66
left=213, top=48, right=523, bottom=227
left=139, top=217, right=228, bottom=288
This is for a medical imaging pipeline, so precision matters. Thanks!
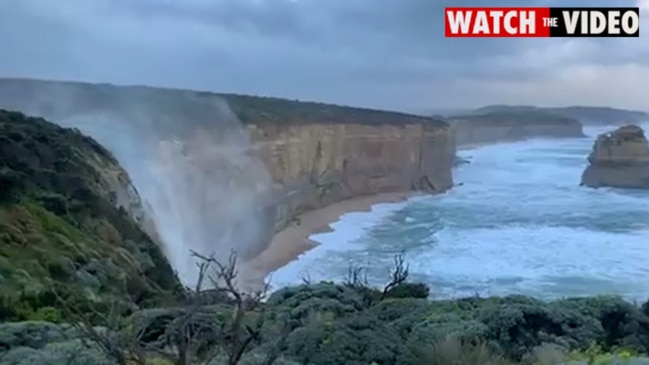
left=0, top=78, right=455, bottom=284
left=581, top=124, right=649, bottom=189
left=454, top=155, right=471, bottom=166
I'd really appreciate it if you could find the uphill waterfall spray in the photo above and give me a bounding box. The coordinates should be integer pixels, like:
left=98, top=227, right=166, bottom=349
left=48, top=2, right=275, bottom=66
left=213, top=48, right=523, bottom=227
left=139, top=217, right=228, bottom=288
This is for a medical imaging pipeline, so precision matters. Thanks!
left=0, top=85, right=276, bottom=286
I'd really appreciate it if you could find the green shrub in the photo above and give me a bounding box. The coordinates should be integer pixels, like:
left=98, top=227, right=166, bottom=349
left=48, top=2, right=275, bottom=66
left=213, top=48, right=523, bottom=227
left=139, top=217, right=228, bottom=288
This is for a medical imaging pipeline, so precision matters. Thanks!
left=0, top=321, right=75, bottom=350
left=1, top=339, right=113, bottom=365
left=383, top=282, right=430, bottom=299
left=410, top=335, right=514, bottom=365
left=0, top=109, right=181, bottom=320
left=282, top=312, right=405, bottom=365
left=4, top=283, right=649, bottom=365
left=27, top=307, right=63, bottom=324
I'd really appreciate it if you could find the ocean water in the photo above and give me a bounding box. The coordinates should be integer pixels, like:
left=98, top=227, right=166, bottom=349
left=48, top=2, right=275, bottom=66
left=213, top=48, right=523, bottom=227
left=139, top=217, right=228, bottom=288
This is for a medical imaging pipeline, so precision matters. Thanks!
left=269, top=125, right=649, bottom=301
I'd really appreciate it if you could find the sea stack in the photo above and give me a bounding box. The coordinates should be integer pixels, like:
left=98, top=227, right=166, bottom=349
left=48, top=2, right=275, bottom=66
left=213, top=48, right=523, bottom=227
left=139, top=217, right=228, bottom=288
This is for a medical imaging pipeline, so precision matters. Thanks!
left=581, top=124, right=649, bottom=189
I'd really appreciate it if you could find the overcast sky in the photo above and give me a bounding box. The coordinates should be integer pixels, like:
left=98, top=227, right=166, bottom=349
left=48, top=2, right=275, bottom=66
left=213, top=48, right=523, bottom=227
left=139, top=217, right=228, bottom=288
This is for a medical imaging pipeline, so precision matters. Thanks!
left=0, top=0, right=646, bottom=112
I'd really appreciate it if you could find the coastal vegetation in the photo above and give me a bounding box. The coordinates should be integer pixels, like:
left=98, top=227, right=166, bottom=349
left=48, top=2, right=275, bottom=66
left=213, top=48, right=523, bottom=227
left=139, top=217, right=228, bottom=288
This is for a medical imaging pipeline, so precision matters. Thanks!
left=473, top=105, right=649, bottom=125
left=4, top=253, right=649, bottom=365
left=215, top=93, right=443, bottom=126
left=447, top=110, right=581, bottom=127
left=2, top=108, right=649, bottom=364
left=0, top=78, right=446, bottom=127
left=0, top=109, right=180, bottom=324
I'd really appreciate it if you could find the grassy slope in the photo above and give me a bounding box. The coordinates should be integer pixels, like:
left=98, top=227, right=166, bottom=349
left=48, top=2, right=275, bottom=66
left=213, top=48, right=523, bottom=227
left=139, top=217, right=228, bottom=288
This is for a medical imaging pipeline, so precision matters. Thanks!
left=0, top=109, right=180, bottom=322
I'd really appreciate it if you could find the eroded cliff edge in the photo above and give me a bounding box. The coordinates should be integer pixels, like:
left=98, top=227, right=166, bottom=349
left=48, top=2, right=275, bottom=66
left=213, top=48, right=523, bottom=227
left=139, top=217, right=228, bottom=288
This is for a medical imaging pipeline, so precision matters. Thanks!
left=448, top=111, right=586, bottom=147
left=0, top=78, right=454, bottom=261
left=581, top=124, right=649, bottom=189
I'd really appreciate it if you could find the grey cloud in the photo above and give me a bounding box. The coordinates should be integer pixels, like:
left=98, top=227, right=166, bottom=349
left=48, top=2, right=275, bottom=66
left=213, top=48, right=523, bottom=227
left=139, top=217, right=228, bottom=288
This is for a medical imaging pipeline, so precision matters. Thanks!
left=0, top=0, right=646, bottom=110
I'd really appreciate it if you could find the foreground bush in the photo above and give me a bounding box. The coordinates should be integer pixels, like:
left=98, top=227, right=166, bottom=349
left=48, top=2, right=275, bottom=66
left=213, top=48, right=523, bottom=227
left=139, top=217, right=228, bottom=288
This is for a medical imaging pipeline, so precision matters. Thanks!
left=2, top=280, right=649, bottom=365
left=2, top=249, right=648, bottom=365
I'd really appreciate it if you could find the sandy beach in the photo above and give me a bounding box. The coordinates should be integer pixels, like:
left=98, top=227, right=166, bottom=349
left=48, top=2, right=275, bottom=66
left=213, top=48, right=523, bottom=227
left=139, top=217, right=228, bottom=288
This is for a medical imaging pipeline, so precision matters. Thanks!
left=238, top=191, right=414, bottom=292
left=237, top=146, right=486, bottom=292
left=238, top=149, right=479, bottom=292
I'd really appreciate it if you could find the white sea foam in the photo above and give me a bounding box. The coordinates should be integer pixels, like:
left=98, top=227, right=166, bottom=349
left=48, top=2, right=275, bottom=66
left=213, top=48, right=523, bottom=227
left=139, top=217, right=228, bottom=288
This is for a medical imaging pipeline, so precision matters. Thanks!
left=270, top=124, right=649, bottom=301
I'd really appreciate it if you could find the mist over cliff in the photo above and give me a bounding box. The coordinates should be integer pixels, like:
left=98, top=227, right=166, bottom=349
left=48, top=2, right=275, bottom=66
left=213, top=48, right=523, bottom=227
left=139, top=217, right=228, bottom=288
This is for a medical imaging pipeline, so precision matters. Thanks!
left=0, top=81, right=274, bottom=286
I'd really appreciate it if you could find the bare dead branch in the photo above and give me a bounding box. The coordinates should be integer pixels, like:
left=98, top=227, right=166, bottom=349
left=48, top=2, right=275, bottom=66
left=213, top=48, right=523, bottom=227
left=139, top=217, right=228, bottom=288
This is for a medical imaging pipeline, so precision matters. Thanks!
left=48, top=248, right=277, bottom=365
left=49, top=284, right=141, bottom=365
left=189, top=249, right=271, bottom=365
left=300, top=271, right=312, bottom=285
left=380, top=252, right=410, bottom=300
left=343, top=262, right=369, bottom=289
left=140, top=254, right=215, bottom=365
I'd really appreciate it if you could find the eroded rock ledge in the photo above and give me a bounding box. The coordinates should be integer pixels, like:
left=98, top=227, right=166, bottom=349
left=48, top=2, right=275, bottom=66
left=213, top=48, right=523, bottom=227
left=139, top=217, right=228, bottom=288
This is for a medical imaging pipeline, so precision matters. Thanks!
left=581, top=124, right=649, bottom=189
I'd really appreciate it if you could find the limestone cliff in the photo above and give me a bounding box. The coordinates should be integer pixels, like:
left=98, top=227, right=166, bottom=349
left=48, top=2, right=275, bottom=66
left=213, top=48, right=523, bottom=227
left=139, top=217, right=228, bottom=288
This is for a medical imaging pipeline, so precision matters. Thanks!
left=155, top=105, right=454, bottom=262
left=248, top=121, right=454, bottom=233
left=448, top=111, right=585, bottom=147
left=581, top=125, right=649, bottom=189
left=0, top=78, right=454, bottom=262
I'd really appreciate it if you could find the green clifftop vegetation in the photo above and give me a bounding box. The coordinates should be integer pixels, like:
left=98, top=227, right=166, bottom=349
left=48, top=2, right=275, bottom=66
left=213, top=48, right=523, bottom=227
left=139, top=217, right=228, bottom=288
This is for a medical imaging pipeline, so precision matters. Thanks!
left=474, top=105, right=649, bottom=125
left=0, top=78, right=447, bottom=128
left=0, top=109, right=180, bottom=323
left=216, top=93, right=445, bottom=126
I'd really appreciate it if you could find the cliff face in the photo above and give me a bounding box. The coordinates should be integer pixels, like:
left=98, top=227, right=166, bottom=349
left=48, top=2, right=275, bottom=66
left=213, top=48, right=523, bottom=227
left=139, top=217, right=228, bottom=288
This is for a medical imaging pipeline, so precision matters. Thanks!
left=581, top=125, right=649, bottom=189
left=0, top=78, right=454, bottom=265
left=248, top=122, right=454, bottom=233
left=156, top=114, right=454, bottom=264
left=448, top=111, right=586, bottom=147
